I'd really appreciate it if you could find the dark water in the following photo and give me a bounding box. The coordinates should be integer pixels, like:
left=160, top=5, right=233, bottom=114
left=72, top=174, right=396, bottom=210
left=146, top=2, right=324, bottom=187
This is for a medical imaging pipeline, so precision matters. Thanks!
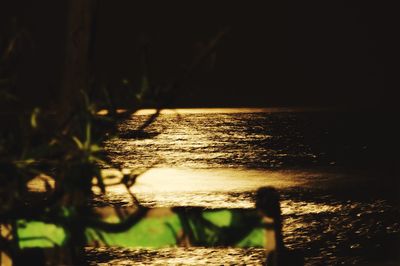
left=90, top=108, right=400, bottom=265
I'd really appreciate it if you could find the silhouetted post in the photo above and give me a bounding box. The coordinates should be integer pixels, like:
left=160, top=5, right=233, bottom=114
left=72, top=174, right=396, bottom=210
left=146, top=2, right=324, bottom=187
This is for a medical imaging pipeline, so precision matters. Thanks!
left=256, top=187, right=304, bottom=266
left=255, top=187, right=284, bottom=265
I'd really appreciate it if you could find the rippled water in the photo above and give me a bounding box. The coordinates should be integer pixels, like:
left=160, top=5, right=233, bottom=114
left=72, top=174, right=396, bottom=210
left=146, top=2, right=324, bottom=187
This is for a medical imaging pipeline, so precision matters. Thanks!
left=86, top=247, right=266, bottom=265
left=92, top=108, right=399, bottom=265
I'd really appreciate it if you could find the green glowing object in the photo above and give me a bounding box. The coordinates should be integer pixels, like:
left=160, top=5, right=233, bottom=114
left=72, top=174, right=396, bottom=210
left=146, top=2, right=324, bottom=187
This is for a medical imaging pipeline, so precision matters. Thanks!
left=17, top=209, right=266, bottom=249
left=17, top=220, right=66, bottom=248
left=182, top=209, right=265, bottom=247
left=86, top=212, right=182, bottom=248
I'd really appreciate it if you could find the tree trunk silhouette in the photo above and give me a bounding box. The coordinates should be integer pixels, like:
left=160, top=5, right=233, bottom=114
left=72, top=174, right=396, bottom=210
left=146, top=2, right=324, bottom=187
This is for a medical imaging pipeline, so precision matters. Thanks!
left=60, top=0, right=96, bottom=118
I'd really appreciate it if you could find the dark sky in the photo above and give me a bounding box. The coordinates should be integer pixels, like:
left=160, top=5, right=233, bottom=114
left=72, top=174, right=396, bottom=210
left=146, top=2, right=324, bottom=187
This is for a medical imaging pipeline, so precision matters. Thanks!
left=93, top=1, right=396, bottom=108
left=2, top=1, right=396, bottom=109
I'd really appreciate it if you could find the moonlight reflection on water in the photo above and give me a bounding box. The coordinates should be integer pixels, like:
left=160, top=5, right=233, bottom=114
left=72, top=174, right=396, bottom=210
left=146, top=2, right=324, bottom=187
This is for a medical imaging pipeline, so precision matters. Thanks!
left=96, top=168, right=336, bottom=211
left=92, top=109, right=399, bottom=265
left=86, top=247, right=267, bottom=266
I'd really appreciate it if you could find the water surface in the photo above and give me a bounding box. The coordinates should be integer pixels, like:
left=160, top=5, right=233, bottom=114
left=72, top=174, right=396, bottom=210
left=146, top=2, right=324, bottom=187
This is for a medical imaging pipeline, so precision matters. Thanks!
left=92, top=108, right=399, bottom=265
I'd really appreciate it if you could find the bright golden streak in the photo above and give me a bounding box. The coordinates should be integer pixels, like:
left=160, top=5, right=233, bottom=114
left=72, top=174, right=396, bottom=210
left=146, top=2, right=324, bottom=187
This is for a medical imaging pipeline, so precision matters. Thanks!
left=135, top=108, right=275, bottom=115
left=97, top=107, right=334, bottom=116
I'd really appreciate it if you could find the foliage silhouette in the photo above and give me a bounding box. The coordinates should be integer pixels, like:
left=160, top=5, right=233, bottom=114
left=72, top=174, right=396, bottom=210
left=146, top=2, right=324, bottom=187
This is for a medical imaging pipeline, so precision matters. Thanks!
left=0, top=14, right=229, bottom=264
